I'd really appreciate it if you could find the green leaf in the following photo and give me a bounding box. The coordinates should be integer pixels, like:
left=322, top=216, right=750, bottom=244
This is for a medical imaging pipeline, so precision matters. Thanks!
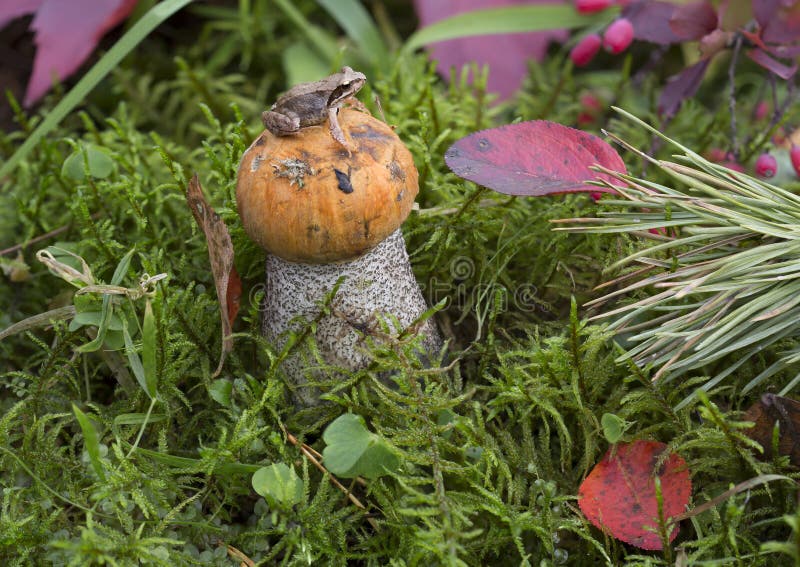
left=110, top=249, right=136, bottom=286
left=252, top=463, right=304, bottom=508
left=113, top=413, right=167, bottom=426
left=209, top=379, right=233, bottom=407
left=403, top=5, right=610, bottom=52
left=322, top=414, right=401, bottom=479
left=282, top=42, right=332, bottom=86
left=601, top=413, right=632, bottom=444
left=142, top=299, right=157, bottom=397
left=123, top=320, right=154, bottom=399
left=62, top=144, right=115, bottom=180
left=76, top=296, right=112, bottom=353
left=73, top=404, right=106, bottom=481
left=0, top=0, right=194, bottom=181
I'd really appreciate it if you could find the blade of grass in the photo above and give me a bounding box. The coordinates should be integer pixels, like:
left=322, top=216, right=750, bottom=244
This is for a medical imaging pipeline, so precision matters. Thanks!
left=73, top=404, right=106, bottom=481
left=403, top=5, right=609, bottom=53
left=317, top=0, right=389, bottom=67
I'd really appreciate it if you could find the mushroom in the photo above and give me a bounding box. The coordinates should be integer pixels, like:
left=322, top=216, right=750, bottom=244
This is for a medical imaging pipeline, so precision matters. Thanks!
left=236, top=108, right=443, bottom=405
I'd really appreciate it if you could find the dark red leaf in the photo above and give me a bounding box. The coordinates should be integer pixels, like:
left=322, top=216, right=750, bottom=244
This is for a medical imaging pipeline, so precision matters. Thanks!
left=658, top=59, right=710, bottom=118
left=186, top=174, right=238, bottom=377
left=24, top=0, right=138, bottom=106
left=444, top=121, right=626, bottom=196
left=754, top=0, right=800, bottom=43
left=412, top=0, right=568, bottom=100
left=578, top=440, right=692, bottom=551
left=669, top=1, right=718, bottom=40
left=747, top=47, right=798, bottom=79
left=622, top=0, right=681, bottom=45
left=743, top=394, right=800, bottom=466
left=0, top=0, right=43, bottom=29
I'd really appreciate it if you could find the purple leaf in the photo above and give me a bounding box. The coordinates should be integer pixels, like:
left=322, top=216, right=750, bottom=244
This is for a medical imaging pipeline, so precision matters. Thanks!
left=622, top=0, right=681, bottom=45
left=0, top=0, right=43, bottom=29
left=669, top=1, right=718, bottom=40
left=747, top=47, right=798, bottom=79
left=412, top=0, right=568, bottom=100
left=444, top=121, right=626, bottom=196
left=658, top=59, right=710, bottom=118
left=24, top=0, right=138, bottom=106
left=755, top=0, right=800, bottom=44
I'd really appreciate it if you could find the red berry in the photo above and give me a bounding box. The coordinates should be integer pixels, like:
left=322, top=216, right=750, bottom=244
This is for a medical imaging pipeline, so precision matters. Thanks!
left=755, top=101, right=769, bottom=121
left=720, top=160, right=745, bottom=173
left=575, top=0, right=613, bottom=14
left=704, top=148, right=727, bottom=162
left=570, top=34, right=602, bottom=66
left=755, top=152, right=777, bottom=178
left=790, top=145, right=800, bottom=177
left=580, top=92, right=603, bottom=113
left=603, top=18, right=634, bottom=54
left=589, top=191, right=604, bottom=202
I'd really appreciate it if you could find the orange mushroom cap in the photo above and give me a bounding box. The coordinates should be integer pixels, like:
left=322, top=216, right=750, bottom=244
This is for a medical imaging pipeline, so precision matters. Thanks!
left=236, top=109, right=419, bottom=263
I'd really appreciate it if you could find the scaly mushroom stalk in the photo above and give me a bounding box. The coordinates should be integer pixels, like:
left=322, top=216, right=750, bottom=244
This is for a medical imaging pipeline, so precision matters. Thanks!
left=236, top=108, right=442, bottom=405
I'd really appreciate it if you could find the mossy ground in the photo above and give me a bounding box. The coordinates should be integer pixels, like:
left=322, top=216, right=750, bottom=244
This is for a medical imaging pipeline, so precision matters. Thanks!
left=1, top=3, right=799, bottom=565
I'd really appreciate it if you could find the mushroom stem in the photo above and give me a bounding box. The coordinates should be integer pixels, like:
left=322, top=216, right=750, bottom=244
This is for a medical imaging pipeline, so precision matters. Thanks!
left=263, top=229, right=442, bottom=406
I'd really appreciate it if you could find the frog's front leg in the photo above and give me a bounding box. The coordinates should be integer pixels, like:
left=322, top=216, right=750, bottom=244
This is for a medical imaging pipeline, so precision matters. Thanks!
left=327, top=107, right=354, bottom=153
left=262, top=110, right=301, bottom=136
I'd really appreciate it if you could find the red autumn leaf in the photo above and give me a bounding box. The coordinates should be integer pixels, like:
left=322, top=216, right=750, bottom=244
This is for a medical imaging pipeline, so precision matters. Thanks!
left=746, top=47, right=798, bottom=80
left=579, top=440, right=692, bottom=551
left=444, top=121, right=626, bottom=196
left=754, top=0, right=800, bottom=44
left=0, top=0, right=43, bottom=28
left=622, top=0, right=681, bottom=45
left=20, top=0, right=138, bottom=106
left=412, top=0, right=568, bottom=101
left=658, top=59, right=710, bottom=118
left=669, top=1, right=718, bottom=41
left=186, top=174, right=239, bottom=377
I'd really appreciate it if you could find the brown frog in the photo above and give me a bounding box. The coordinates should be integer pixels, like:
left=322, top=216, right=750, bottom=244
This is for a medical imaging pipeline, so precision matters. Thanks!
left=262, top=66, right=366, bottom=151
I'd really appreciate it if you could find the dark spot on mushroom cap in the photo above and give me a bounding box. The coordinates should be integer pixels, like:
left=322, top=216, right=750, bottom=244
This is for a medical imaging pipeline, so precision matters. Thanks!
left=388, top=160, right=406, bottom=181
left=254, top=136, right=266, bottom=147
left=334, top=168, right=354, bottom=194
left=351, top=123, right=394, bottom=142
left=477, top=138, right=491, bottom=151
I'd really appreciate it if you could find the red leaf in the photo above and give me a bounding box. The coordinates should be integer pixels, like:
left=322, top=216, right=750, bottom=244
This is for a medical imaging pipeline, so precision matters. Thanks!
left=669, top=1, right=718, bottom=40
left=658, top=59, right=710, bottom=118
left=622, top=0, right=682, bottom=45
left=754, top=0, right=800, bottom=44
left=412, top=0, right=568, bottom=100
left=746, top=47, right=798, bottom=79
left=579, top=440, right=692, bottom=551
left=444, top=121, right=626, bottom=196
left=0, top=0, right=43, bottom=29
left=24, top=0, right=138, bottom=106
left=186, top=174, right=238, bottom=377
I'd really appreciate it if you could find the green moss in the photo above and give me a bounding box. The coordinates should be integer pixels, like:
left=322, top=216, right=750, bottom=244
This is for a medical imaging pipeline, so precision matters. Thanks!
left=0, top=4, right=798, bottom=565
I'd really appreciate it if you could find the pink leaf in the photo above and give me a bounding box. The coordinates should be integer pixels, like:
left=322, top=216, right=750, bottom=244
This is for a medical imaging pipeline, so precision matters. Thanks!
left=0, top=0, right=43, bottom=29
left=669, top=1, right=718, bottom=40
left=444, top=121, right=626, bottom=196
left=658, top=59, right=710, bottom=118
left=24, top=0, right=138, bottom=106
left=622, top=0, right=681, bottom=45
left=578, top=440, right=692, bottom=551
left=412, top=0, right=568, bottom=100
left=747, top=47, right=798, bottom=79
